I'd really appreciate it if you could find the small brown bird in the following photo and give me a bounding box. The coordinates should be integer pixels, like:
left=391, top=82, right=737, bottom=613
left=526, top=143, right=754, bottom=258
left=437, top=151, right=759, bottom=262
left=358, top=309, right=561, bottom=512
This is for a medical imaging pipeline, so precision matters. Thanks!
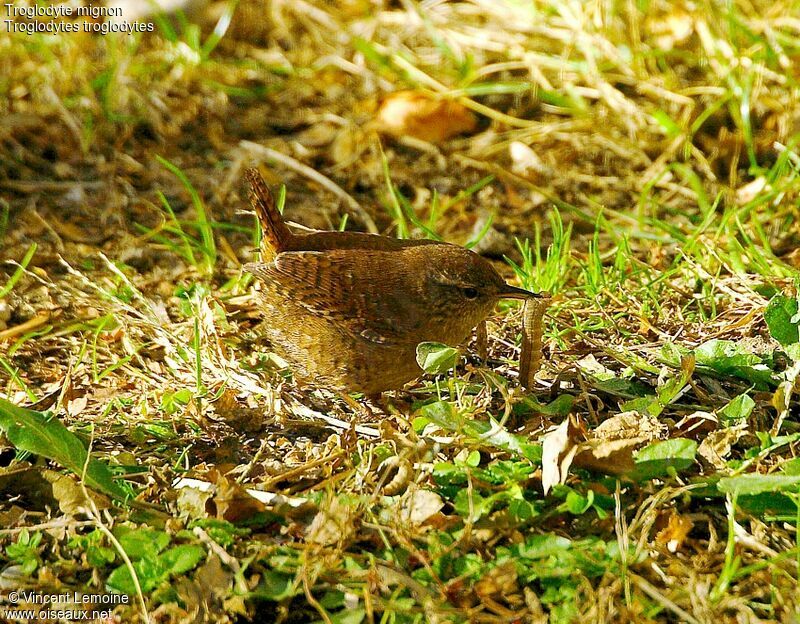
left=243, top=168, right=543, bottom=395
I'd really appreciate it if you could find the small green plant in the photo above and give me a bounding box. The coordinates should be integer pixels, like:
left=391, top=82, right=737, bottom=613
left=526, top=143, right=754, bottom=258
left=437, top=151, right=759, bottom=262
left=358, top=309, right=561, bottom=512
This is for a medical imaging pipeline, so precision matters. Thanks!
left=135, top=157, right=217, bottom=276
left=106, top=526, right=205, bottom=594
left=0, top=398, right=132, bottom=501
left=0, top=356, right=37, bottom=402
left=5, top=529, right=43, bottom=576
left=416, top=342, right=459, bottom=375
left=507, top=208, right=572, bottom=295
left=174, top=283, right=210, bottom=405
left=159, top=388, right=193, bottom=416
left=381, top=150, right=440, bottom=240
left=68, top=530, right=116, bottom=568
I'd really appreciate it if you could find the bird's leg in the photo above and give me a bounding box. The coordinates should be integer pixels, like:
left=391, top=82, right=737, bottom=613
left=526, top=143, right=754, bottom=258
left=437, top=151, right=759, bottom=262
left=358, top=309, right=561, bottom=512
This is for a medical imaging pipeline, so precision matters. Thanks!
left=337, top=392, right=384, bottom=421
left=372, top=393, right=418, bottom=434
left=337, top=392, right=412, bottom=430
left=366, top=393, right=386, bottom=412
left=371, top=392, right=414, bottom=417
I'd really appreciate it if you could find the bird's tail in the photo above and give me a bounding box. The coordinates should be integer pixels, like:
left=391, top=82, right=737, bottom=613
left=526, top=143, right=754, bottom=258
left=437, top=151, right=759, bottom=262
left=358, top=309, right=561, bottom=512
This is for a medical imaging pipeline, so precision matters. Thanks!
left=246, top=167, right=292, bottom=259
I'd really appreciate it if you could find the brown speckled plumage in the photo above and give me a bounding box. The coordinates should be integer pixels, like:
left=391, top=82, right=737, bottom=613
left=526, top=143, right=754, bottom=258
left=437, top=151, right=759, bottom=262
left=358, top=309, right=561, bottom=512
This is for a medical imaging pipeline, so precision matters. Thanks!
left=244, top=168, right=542, bottom=394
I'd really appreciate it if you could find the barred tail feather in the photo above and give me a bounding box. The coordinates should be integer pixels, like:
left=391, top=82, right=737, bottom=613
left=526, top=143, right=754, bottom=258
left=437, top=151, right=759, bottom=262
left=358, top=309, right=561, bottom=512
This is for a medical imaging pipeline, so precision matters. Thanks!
left=246, top=168, right=292, bottom=258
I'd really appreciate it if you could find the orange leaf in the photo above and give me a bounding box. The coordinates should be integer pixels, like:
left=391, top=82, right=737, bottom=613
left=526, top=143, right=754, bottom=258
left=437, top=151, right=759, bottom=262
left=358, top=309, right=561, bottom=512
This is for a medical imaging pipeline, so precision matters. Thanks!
left=376, top=91, right=477, bottom=143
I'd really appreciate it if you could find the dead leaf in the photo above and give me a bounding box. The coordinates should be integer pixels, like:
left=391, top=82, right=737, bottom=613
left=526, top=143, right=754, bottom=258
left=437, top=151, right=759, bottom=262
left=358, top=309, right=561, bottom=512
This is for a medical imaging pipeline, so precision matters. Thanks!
left=0, top=506, right=24, bottom=529
left=306, top=496, right=356, bottom=546
left=697, top=424, right=747, bottom=470
left=66, top=396, right=88, bottom=417
left=573, top=411, right=666, bottom=476
left=174, top=477, right=311, bottom=517
left=0, top=465, right=59, bottom=511
left=655, top=512, right=693, bottom=552
left=541, top=416, right=581, bottom=494
left=575, top=353, right=616, bottom=378
left=213, top=389, right=265, bottom=432
left=674, top=410, right=717, bottom=438
left=376, top=91, right=477, bottom=143
left=398, top=486, right=444, bottom=525
left=176, top=482, right=215, bottom=520
left=594, top=411, right=667, bottom=441
left=43, top=470, right=109, bottom=515
left=211, top=474, right=267, bottom=523
left=573, top=438, right=643, bottom=476
left=99, top=326, right=125, bottom=343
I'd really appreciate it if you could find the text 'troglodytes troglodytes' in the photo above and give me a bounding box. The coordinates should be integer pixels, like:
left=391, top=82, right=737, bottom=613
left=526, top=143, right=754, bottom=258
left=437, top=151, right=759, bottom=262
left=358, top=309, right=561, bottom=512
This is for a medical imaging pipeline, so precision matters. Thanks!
left=243, top=168, right=543, bottom=395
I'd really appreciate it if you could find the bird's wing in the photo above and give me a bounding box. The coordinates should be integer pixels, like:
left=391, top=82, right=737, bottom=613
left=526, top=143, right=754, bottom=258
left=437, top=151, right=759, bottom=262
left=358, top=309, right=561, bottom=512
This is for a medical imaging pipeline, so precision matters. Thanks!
left=245, top=250, right=418, bottom=346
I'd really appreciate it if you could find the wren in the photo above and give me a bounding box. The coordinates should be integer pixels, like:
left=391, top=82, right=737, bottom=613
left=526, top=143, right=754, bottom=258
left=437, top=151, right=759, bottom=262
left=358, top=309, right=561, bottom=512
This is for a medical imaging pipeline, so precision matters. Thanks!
left=243, top=168, right=543, bottom=395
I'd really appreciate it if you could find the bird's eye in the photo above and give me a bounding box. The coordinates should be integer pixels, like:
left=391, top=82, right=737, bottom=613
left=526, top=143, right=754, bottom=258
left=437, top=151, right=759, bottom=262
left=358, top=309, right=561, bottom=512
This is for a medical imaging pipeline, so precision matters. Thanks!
left=463, top=287, right=479, bottom=300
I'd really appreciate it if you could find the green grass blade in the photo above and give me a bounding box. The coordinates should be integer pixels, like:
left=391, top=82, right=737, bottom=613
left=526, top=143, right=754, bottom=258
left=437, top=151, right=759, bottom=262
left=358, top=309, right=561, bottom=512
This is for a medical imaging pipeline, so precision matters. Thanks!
left=156, top=155, right=217, bottom=274
left=0, top=243, right=37, bottom=299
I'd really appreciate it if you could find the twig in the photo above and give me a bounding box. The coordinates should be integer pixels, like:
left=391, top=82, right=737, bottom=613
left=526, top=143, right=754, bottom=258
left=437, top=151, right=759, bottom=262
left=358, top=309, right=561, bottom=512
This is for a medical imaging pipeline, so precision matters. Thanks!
left=0, top=180, right=104, bottom=192
left=629, top=574, right=701, bottom=624
left=0, top=519, right=94, bottom=536
left=288, top=399, right=380, bottom=438
left=0, top=312, right=50, bottom=342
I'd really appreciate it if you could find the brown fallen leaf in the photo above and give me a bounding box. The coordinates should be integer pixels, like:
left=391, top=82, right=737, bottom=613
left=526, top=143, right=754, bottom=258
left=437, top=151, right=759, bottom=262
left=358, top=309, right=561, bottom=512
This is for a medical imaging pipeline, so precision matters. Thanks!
left=397, top=486, right=444, bottom=525
left=697, top=423, right=747, bottom=470
left=210, top=474, right=267, bottom=523
left=376, top=91, right=477, bottom=143
left=0, top=464, right=59, bottom=511
left=593, top=411, right=667, bottom=441
left=66, top=396, right=88, bottom=417
left=43, top=470, right=110, bottom=516
left=573, top=437, right=645, bottom=476
left=573, top=411, right=667, bottom=476
left=174, top=477, right=311, bottom=516
left=674, top=410, right=718, bottom=438
left=306, top=496, right=357, bottom=546
left=655, top=512, right=694, bottom=552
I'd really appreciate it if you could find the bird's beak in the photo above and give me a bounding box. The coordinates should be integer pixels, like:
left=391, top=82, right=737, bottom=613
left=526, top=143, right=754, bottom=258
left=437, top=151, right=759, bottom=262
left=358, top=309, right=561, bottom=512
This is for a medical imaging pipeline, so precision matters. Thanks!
left=499, top=284, right=549, bottom=300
